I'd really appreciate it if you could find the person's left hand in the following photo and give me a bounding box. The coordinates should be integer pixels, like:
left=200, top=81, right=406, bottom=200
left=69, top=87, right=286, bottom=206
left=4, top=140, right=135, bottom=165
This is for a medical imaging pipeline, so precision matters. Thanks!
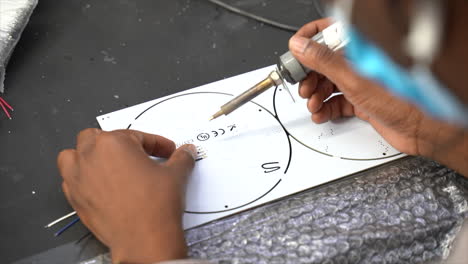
left=57, top=129, right=197, bottom=264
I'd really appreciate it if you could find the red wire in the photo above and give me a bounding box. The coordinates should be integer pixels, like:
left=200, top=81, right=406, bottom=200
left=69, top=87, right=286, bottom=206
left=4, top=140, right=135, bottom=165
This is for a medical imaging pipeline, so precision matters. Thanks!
left=0, top=97, right=13, bottom=111
left=0, top=99, right=11, bottom=119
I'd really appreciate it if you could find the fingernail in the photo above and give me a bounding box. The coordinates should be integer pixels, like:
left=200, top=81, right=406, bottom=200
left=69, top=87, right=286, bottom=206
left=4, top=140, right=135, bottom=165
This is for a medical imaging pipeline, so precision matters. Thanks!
left=290, top=35, right=311, bottom=54
left=183, top=144, right=198, bottom=160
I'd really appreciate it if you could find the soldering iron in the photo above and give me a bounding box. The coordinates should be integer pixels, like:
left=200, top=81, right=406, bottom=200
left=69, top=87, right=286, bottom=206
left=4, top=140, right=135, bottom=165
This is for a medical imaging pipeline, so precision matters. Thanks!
left=210, top=22, right=349, bottom=121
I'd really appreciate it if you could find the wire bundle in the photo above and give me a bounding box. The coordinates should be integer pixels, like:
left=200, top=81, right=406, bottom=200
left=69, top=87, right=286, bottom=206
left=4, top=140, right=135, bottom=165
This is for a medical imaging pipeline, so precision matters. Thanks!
left=0, top=96, right=13, bottom=119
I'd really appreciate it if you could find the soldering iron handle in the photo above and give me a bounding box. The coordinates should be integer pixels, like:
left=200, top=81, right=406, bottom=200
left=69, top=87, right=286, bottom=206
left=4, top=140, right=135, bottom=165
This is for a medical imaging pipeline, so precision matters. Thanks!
left=277, top=22, right=348, bottom=85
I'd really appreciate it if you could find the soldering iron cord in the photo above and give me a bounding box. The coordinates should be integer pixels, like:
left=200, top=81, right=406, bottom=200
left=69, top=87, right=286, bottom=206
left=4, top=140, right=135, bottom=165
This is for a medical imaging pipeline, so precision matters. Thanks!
left=206, top=0, right=300, bottom=32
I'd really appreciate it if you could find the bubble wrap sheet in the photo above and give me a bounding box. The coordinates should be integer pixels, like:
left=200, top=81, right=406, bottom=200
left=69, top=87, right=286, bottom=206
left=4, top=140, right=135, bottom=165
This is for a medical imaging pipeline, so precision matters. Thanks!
left=0, top=0, right=37, bottom=93
left=82, top=157, right=468, bottom=264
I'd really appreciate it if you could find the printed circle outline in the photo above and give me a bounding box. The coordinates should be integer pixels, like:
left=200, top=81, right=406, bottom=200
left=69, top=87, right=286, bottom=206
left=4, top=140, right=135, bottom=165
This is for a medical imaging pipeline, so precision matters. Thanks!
left=273, top=87, right=402, bottom=161
left=127, top=91, right=292, bottom=214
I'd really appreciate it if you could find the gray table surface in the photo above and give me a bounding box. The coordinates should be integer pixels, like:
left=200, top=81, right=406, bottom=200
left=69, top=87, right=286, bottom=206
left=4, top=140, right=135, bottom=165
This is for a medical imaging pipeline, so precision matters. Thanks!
left=0, top=0, right=322, bottom=263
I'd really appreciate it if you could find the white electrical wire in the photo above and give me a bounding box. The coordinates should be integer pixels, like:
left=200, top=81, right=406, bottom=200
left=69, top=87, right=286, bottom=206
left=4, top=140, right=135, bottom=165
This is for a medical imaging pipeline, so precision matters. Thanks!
left=44, top=211, right=77, bottom=228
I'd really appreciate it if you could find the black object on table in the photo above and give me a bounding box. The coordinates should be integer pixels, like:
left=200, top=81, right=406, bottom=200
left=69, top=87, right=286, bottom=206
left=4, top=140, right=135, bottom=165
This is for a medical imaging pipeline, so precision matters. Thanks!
left=0, top=0, right=321, bottom=263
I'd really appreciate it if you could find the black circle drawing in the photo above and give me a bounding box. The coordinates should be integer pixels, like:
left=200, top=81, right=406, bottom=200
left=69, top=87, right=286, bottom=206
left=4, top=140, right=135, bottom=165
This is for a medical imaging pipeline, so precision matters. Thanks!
left=127, top=92, right=292, bottom=214
left=273, top=87, right=402, bottom=161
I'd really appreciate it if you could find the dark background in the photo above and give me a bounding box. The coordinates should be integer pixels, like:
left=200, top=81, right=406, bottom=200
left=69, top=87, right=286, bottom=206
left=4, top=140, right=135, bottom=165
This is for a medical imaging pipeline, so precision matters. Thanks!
left=0, top=0, right=323, bottom=263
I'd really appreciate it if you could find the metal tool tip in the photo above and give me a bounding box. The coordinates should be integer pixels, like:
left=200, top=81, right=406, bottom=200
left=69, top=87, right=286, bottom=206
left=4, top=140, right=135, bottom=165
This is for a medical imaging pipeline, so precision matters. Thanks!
left=210, top=110, right=224, bottom=121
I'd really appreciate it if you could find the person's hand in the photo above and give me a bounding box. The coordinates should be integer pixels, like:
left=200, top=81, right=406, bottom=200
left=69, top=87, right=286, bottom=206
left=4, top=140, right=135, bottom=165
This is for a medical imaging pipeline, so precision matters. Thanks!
left=288, top=18, right=468, bottom=175
left=57, top=129, right=197, bottom=263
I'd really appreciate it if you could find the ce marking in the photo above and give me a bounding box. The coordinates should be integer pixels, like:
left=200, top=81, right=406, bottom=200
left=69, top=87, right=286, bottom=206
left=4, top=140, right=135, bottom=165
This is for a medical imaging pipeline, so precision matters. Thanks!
left=197, top=124, right=236, bottom=142
left=212, top=129, right=225, bottom=138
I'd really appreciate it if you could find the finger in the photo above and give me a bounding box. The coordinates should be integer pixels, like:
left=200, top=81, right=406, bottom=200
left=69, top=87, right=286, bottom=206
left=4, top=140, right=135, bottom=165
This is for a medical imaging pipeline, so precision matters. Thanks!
left=307, top=79, right=336, bottom=113
left=77, top=128, right=102, bottom=153
left=61, top=181, right=81, bottom=212
left=289, top=35, right=415, bottom=125
left=341, top=78, right=420, bottom=128
left=166, top=144, right=197, bottom=181
left=61, top=182, right=98, bottom=236
left=354, top=107, right=371, bottom=122
left=299, top=73, right=319, bottom=99
left=292, top=21, right=427, bottom=133
left=57, top=149, right=79, bottom=182
left=62, top=181, right=70, bottom=198
left=116, top=130, right=176, bottom=158
left=295, top=18, right=334, bottom=38
left=289, top=36, right=356, bottom=88
left=312, top=95, right=355, bottom=124
left=61, top=182, right=102, bottom=244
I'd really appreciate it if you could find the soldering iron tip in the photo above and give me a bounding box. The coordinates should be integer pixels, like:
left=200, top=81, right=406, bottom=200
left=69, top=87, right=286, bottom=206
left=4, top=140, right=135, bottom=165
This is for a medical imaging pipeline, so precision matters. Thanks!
left=209, top=110, right=224, bottom=121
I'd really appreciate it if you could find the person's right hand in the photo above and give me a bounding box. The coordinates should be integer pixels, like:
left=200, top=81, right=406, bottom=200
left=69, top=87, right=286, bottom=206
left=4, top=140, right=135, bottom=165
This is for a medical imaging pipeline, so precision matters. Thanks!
left=288, top=18, right=468, bottom=175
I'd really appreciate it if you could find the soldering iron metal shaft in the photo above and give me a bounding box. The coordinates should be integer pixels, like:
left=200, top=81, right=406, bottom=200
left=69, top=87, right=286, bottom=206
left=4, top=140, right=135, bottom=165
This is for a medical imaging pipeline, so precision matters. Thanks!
left=210, top=22, right=348, bottom=121
left=209, top=71, right=283, bottom=120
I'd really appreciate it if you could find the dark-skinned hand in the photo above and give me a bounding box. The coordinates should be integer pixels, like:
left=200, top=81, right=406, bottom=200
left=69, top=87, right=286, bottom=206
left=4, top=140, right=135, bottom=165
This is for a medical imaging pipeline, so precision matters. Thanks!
left=289, top=18, right=468, bottom=176
left=58, top=129, right=197, bottom=264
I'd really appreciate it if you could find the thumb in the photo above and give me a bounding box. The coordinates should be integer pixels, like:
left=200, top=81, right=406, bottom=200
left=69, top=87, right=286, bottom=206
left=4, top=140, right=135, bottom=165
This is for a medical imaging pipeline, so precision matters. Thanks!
left=166, top=144, right=197, bottom=179
left=289, top=35, right=356, bottom=90
left=289, top=35, right=389, bottom=113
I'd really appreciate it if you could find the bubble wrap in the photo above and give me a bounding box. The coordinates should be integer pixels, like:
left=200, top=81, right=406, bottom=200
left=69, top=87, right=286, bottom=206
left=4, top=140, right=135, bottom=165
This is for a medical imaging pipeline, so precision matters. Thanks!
left=80, top=157, right=468, bottom=264
left=0, top=0, right=37, bottom=93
